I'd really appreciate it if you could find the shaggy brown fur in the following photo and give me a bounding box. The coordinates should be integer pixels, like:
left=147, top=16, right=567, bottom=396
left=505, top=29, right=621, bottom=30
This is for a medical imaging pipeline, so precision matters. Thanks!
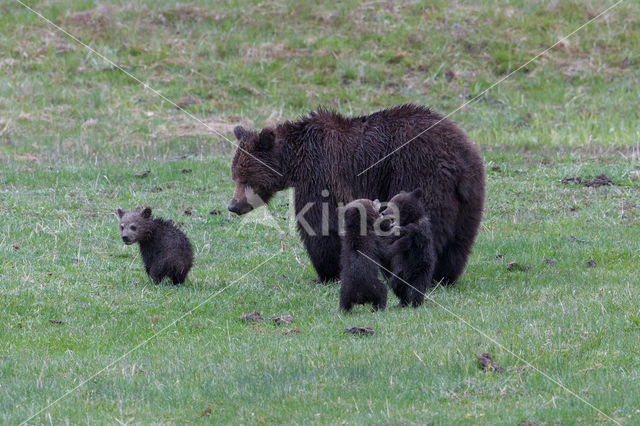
left=338, top=199, right=388, bottom=312
left=117, top=207, right=193, bottom=285
left=381, top=189, right=436, bottom=307
left=228, top=104, right=485, bottom=284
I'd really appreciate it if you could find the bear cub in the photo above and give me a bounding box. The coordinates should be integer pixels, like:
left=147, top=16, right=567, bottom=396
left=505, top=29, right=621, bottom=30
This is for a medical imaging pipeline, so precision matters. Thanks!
left=339, top=199, right=388, bottom=312
left=382, top=188, right=436, bottom=307
left=117, top=207, right=193, bottom=285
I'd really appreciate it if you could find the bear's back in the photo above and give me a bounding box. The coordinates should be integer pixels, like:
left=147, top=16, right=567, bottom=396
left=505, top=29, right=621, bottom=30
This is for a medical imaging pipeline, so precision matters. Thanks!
left=153, top=218, right=192, bottom=254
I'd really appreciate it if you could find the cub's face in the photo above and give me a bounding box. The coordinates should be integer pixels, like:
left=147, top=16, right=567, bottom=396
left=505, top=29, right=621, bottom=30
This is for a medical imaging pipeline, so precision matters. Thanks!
left=382, top=188, right=425, bottom=226
left=341, top=199, right=382, bottom=234
left=228, top=126, right=284, bottom=215
left=117, top=207, right=151, bottom=245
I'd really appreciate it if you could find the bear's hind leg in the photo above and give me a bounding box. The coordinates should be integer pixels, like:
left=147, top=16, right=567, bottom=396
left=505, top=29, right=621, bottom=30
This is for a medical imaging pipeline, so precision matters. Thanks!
left=433, top=203, right=482, bottom=284
left=371, top=280, right=388, bottom=311
left=167, top=260, right=189, bottom=285
left=433, top=240, right=471, bottom=285
left=405, top=280, right=427, bottom=307
left=339, top=282, right=354, bottom=312
left=389, top=277, right=410, bottom=307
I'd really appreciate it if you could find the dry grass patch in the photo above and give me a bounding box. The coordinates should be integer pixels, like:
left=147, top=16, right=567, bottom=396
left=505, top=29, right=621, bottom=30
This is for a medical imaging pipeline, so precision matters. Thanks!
left=60, top=4, right=122, bottom=37
left=241, top=41, right=309, bottom=64
left=151, top=113, right=252, bottom=140
left=151, top=3, right=222, bottom=26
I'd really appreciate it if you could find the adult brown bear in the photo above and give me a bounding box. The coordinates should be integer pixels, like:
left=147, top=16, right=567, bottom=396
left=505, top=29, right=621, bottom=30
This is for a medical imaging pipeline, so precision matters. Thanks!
left=228, top=104, right=485, bottom=284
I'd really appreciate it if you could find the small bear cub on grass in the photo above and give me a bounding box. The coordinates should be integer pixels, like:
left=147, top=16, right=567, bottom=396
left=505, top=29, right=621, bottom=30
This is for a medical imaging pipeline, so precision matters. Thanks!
left=117, top=207, right=193, bottom=285
left=382, top=188, right=436, bottom=307
left=338, top=199, right=389, bottom=312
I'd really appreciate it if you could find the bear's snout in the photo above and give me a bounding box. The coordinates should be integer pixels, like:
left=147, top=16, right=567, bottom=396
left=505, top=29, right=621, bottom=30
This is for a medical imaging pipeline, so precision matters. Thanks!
left=122, top=235, right=133, bottom=245
left=380, top=206, right=399, bottom=227
left=228, top=200, right=253, bottom=215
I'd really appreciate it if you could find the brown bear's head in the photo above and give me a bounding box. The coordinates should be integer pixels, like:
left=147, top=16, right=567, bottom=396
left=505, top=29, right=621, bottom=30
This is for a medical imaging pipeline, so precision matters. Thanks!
left=228, top=126, right=284, bottom=215
left=117, top=207, right=154, bottom=245
left=381, top=188, right=426, bottom=226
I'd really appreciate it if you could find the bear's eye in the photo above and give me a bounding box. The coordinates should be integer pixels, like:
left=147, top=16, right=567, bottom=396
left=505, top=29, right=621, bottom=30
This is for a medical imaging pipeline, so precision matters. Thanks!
left=130, top=225, right=137, bottom=231
left=120, top=225, right=124, bottom=231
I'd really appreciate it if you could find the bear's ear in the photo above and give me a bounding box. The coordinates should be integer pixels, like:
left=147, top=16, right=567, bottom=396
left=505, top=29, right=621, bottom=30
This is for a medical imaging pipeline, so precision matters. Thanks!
left=234, top=125, right=247, bottom=141
left=412, top=188, right=424, bottom=199
left=141, top=207, right=152, bottom=218
left=117, top=208, right=125, bottom=218
left=256, top=128, right=275, bottom=151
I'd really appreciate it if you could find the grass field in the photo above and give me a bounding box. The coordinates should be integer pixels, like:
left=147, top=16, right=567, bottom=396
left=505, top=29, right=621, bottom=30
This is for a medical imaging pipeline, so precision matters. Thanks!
left=1, top=0, right=640, bottom=424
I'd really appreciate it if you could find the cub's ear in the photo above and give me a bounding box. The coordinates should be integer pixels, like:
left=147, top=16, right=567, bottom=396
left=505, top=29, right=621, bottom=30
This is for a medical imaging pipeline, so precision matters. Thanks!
left=117, top=208, right=125, bottom=218
left=256, top=128, right=275, bottom=151
left=412, top=188, right=424, bottom=199
left=141, top=207, right=152, bottom=218
left=234, top=125, right=247, bottom=141
left=372, top=199, right=381, bottom=211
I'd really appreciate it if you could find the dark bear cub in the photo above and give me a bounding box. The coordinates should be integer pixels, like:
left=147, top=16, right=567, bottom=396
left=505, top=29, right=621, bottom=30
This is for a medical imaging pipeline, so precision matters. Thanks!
left=382, top=189, right=436, bottom=307
left=117, top=207, right=193, bottom=285
left=339, top=199, right=388, bottom=312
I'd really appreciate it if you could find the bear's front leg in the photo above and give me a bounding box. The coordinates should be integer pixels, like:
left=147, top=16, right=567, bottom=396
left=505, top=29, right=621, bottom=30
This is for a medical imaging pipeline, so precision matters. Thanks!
left=303, top=233, right=341, bottom=282
left=294, top=192, right=341, bottom=282
left=371, top=280, right=388, bottom=311
left=148, top=263, right=166, bottom=285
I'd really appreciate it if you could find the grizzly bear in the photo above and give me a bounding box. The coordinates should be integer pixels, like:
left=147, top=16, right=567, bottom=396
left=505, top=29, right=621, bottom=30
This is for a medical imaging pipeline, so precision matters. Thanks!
left=338, top=199, right=388, bottom=312
left=381, top=189, right=436, bottom=307
left=228, top=104, right=485, bottom=284
left=117, top=207, right=193, bottom=285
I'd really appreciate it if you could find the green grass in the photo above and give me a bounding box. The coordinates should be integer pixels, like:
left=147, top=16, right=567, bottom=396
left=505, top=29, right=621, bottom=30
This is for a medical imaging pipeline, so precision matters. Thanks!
left=1, top=0, right=640, bottom=423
